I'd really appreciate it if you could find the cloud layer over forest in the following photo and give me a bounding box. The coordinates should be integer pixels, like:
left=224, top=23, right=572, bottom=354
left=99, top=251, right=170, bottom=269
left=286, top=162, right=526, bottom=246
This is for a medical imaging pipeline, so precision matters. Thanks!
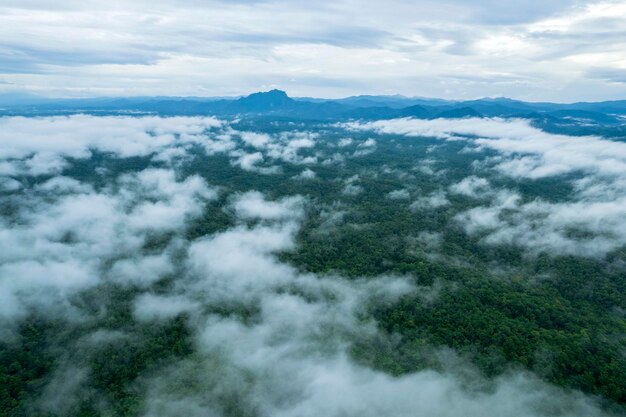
left=0, top=115, right=622, bottom=416
left=348, top=117, right=626, bottom=256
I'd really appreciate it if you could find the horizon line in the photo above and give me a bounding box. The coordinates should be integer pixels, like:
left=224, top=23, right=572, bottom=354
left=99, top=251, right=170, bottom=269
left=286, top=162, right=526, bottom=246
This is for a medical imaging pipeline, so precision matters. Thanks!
left=1, top=89, right=626, bottom=106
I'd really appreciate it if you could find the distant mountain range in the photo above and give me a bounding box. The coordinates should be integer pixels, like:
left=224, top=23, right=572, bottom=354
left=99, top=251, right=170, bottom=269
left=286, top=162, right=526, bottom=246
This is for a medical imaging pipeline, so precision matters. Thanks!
left=1, top=90, right=625, bottom=137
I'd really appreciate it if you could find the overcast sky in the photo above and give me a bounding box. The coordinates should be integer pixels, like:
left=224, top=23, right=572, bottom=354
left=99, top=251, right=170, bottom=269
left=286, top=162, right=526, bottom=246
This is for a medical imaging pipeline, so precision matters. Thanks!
left=0, top=0, right=625, bottom=101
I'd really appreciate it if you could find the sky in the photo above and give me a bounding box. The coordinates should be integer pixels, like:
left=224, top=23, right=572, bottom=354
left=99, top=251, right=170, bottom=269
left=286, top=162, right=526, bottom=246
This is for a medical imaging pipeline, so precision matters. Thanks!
left=0, top=0, right=625, bottom=101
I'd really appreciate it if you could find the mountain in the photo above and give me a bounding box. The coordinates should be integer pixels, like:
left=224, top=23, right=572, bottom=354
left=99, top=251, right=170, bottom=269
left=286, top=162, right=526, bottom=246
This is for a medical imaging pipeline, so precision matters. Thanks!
left=325, top=95, right=449, bottom=108
left=0, top=92, right=54, bottom=106
left=231, top=89, right=294, bottom=111
left=1, top=90, right=625, bottom=135
left=342, top=106, right=405, bottom=119
left=398, top=105, right=433, bottom=118
left=435, top=107, right=482, bottom=119
left=561, top=100, right=626, bottom=114
left=546, top=109, right=623, bottom=125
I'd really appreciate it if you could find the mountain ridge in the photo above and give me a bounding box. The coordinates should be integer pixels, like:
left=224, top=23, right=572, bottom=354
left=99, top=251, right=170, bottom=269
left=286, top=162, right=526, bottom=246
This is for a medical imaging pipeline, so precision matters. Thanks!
left=2, top=90, right=626, bottom=138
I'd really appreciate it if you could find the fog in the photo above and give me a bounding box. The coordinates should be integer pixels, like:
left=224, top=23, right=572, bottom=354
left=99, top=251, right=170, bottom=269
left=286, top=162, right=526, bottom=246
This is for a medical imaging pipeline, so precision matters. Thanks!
left=0, top=115, right=620, bottom=416
left=348, top=117, right=626, bottom=256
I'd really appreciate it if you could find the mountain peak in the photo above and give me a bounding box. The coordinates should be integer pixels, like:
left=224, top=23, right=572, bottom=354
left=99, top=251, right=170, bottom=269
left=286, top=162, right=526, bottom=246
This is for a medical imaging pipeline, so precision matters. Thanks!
left=266, top=89, right=289, bottom=97
left=241, top=89, right=290, bottom=100
left=235, top=89, right=294, bottom=111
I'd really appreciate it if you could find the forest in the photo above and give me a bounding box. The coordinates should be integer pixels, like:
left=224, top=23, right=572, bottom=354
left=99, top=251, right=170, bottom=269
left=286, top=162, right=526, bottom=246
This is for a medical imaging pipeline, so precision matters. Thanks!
left=0, top=114, right=624, bottom=416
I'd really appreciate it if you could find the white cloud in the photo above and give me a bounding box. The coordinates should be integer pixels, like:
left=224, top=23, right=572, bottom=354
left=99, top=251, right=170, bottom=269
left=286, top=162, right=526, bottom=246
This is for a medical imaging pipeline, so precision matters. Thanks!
left=232, top=191, right=305, bottom=221
left=0, top=260, right=95, bottom=320
left=23, top=152, right=68, bottom=175
left=240, top=131, right=271, bottom=149
left=287, top=137, right=316, bottom=149
left=359, top=138, right=377, bottom=147
left=109, top=253, right=175, bottom=288
left=35, top=176, right=92, bottom=194
left=449, top=176, right=491, bottom=197
left=342, top=175, right=364, bottom=196
left=232, top=151, right=264, bottom=171
left=187, top=224, right=300, bottom=302
left=135, top=187, right=611, bottom=416
left=456, top=190, right=522, bottom=234
left=262, top=131, right=318, bottom=166
left=350, top=117, right=626, bottom=256
left=347, top=117, right=626, bottom=180
left=0, top=115, right=244, bottom=193
left=2, top=1, right=624, bottom=100
left=338, top=138, right=354, bottom=147
left=293, top=168, right=317, bottom=180
left=0, top=114, right=617, bottom=415
left=0, top=177, right=21, bottom=191
left=141, top=207, right=608, bottom=417
left=0, top=166, right=216, bottom=320
left=0, top=115, right=222, bottom=160
left=456, top=190, right=626, bottom=256
left=411, top=189, right=450, bottom=209
left=387, top=189, right=411, bottom=200
left=134, top=293, right=199, bottom=321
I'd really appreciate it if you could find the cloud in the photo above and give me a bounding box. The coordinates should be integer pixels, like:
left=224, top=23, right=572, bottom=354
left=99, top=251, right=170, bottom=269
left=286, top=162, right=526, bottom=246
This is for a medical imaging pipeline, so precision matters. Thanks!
left=347, top=117, right=626, bottom=181
left=0, top=115, right=250, bottom=189
left=0, top=260, right=95, bottom=320
left=186, top=223, right=299, bottom=301
left=0, top=166, right=216, bottom=321
left=240, top=131, right=271, bottom=149
left=338, top=137, right=354, bottom=147
left=36, top=365, right=89, bottom=416
left=359, top=138, right=377, bottom=147
left=0, top=114, right=306, bottom=176
left=349, top=117, right=626, bottom=256
left=411, top=189, right=450, bottom=209
left=1, top=1, right=625, bottom=100
left=449, top=175, right=491, bottom=197
left=109, top=253, right=175, bottom=288
left=0, top=114, right=617, bottom=416
left=346, top=118, right=626, bottom=186
left=293, top=168, right=316, bottom=179
left=139, top=204, right=609, bottom=417
left=136, top=179, right=612, bottom=416
left=456, top=189, right=626, bottom=257
left=264, top=131, right=318, bottom=165
left=342, top=175, right=364, bottom=196
left=228, top=130, right=317, bottom=172
left=0, top=177, right=21, bottom=191
left=232, top=190, right=305, bottom=221
left=134, top=293, right=199, bottom=321
left=0, top=115, right=223, bottom=160
left=232, top=151, right=263, bottom=171
left=387, top=189, right=411, bottom=200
